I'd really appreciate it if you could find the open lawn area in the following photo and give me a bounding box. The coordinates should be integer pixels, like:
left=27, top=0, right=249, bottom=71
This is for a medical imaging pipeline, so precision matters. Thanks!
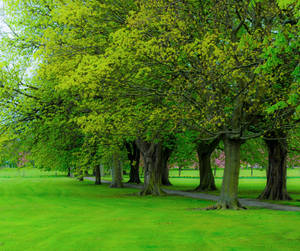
left=0, top=168, right=300, bottom=251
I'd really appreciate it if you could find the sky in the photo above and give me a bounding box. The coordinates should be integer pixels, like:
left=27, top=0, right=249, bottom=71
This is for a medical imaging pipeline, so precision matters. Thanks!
left=0, top=1, right=11, bottom=34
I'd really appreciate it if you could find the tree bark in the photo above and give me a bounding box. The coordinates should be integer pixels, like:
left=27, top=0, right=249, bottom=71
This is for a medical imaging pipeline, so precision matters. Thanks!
left=216, top=136, right=244, bottom=209
left=95, top=165, right=101, bottom=185
left=125, top=141, right=141, bottom=184
left=67, top=167, right=71, bottom=177
left=111, top=152, right=123, bottom=188
left=161, top=146, right=173, bottom=186
left=194, top=138, right=219, bottom=191
left=258, top=133, right=292, bottom=200
left=136, top=139, right=164, bottom=195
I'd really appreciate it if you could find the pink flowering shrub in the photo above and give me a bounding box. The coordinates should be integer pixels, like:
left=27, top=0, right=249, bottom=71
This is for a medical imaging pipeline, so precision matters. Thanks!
left=17, top=152, right=30, bottom=167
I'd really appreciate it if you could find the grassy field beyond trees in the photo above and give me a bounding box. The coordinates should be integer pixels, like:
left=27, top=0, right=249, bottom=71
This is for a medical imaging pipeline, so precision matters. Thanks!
left=0, top=168, right=300, bottom=251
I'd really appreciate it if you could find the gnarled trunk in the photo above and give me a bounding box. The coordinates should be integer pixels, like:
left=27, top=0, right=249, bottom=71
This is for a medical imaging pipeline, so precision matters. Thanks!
left=111, top=152, right=123, bottom=188
left=217, top=136, right=244, bottom=209
left=161, top=146, right=173, bottom=186
left=194, top=138, right=219, bottom=191
left=136, top=139, right=164, bottom=195
left=95, top=165, right=101, bottom=185
left=258, top=133, right=291, bottom=200
left=125, top=141, right=141, bottom=184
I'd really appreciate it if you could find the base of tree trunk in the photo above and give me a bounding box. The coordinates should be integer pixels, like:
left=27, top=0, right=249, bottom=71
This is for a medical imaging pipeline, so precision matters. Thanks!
left=127, top=177, right=141, bottom=184
left=162, top=179, right=172, bottom=186
left=194, top=183, right=217, bottom=192
left=110, top=183, right=123, bottom=188
left=140, top=185, right=165, bottom=196
left=258, top=188, right=292, bottom=200
left=205, top=200, right=246, bottom=210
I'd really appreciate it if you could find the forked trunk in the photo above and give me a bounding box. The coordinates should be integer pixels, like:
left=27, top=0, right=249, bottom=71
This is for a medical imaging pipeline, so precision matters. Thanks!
left=195, top=151, right=216, bottom=191
left=95, top=165, right=101, bottom=185
left=194, top=139, right=219, bottom=191
left=111, top=152, right=123, bottom=188
left=136, top=139, right=164, bottom=195
left=126, top=142, right=141, bottom=184
left=216, top=136, right=244, bottom=209
left=258, top=135, right=291, bottom=200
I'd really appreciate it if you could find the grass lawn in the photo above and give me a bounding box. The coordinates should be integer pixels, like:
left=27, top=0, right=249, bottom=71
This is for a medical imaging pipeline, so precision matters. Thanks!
left=1, top=168, right=300, bottom=251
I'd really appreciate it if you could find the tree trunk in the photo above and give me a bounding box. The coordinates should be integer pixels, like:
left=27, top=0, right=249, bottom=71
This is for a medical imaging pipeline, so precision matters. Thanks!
left=194, top=139, right=219, bottom=191
left=95, top=165, right=101, bottom=185
left=111, top=152, right=123, bottom=188
left=161, top=146, right=173, bottom=186
left=77, top=168, right=84, bottom=181
left=258, top=134, right=291, bottom=200
left=67, top=167, right=71, bottom=177
left=217, top=136, right=244, bottom=209
left=195, top=151, right=217, bottom=191
left=125, top=141, right=141, bottom=184
left=136, top=139, right=164, bottom=195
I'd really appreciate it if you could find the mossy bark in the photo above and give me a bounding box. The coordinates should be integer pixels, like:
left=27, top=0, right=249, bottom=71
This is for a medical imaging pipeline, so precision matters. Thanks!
left=215, top=136, right=244, bottom=209
left=111, top=152, right=123, bottom=188
left=95, top=165, right=101, bottom=185
left=194, top=138, right=219, bottom=192
left=258, top=133, right=291, bottom=200
left=125, top=141, right=141, bottom=184
left=136, top=139, right=164, bottom=195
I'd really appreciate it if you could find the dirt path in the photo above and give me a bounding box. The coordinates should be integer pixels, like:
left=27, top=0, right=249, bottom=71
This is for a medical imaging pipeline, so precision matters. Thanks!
left=84, top=177, right=300, bottom=212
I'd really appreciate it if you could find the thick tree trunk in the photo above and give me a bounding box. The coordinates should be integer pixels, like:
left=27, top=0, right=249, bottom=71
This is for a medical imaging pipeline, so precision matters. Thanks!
left=136, top=139, right=164, bottom=195
left=194, top=139, right=219, bottom=191
left=95, top=165, right=101, bottom=185
left=67, top=167, right=71, bottom=177
left=258, top=134, right=291, bottom=200
left=161, top=147, right=173, bottom=186
left=216, top=136, right=244, bottom=209
left=111, top=152, right=123, bottom=188
left=125, top=141, right=141, bottom=184
left=195, top=151, right=217, bottom=191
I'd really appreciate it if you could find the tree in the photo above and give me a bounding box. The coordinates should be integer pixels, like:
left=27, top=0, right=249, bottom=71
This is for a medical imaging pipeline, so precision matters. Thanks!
left=195, top=137, right=220, bottom=191
left=125, top=141, right=141, bottom=184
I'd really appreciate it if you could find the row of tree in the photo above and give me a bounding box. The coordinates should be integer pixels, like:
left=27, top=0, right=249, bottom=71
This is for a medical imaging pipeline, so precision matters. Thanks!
left=0, top=0, right=299, bottom=209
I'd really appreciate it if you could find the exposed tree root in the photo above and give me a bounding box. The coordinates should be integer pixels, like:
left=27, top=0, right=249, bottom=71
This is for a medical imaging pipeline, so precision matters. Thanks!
left=204, top=201, right=247, bottom=210
left=110, top=183, right=123, bottom=188
left=194, top=184, right=217, bottom=192
left=258, top=189, right=292, bottom=201
left=127, top=178, right=141, bottom=184
left=139, top=186, right=165, bottom=196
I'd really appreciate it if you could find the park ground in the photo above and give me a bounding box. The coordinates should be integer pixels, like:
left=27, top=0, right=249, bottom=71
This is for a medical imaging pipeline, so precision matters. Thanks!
left=0, top=168, right=300, bottom=251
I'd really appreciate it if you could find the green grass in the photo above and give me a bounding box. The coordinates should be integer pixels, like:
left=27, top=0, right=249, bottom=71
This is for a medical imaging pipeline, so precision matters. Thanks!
left=1, top=168, right=300, bottom=251
left=0, top=167, right=66, bottom=178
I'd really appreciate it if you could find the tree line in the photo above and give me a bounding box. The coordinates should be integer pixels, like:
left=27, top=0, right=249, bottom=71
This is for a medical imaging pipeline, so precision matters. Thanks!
left=0, top=0, right=299, bottom=209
